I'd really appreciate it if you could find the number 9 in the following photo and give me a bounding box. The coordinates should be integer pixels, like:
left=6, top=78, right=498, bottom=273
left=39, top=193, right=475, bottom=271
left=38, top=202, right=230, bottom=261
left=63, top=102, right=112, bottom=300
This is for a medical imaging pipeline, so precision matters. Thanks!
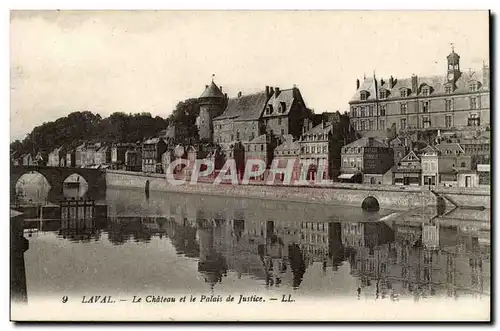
left=62, top=296, right=68, bottom=303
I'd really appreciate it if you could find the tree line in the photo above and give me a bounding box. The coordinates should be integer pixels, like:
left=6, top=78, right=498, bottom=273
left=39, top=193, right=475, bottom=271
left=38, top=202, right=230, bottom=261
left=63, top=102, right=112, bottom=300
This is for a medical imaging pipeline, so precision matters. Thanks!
left=10, top=99, right=202, bottom=157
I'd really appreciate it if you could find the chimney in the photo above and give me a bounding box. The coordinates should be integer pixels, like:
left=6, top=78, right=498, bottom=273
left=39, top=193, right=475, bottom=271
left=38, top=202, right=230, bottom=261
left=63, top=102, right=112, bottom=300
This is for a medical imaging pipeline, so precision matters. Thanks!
left=220, top=86, right=223, bottom=92
left=274, top=87, right=280, bottom=97
left=265, top=86, right=270, bottom=99
left=411, top=75, right=418, bottom=93
left=356, top=79, right=360, bottom=90
left=205, top=85, right=209, bottom=89
left=238, top=91, right=242, bottom=98
left=380, top=78, right=385, bottom=86
left=389, top=76, right=394, bottom=89
left=270, top=87, right=274, bottom=96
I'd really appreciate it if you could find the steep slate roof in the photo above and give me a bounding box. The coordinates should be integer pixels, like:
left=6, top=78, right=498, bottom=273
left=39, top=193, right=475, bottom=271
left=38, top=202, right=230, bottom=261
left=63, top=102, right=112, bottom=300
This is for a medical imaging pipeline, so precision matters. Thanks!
left=420, top=145, right=439, bottom=156
left=303, top=122, right=333, bottom=136
left=350, top=65, right=489, bottom=103
left=344, top=136, right=387, bottom=148
left=199, top=82, right=224, bottom=99
left=214, top=91, right=268, bottom=121
left=262, top=89, right=296, bottom=118
left=275, top=135, right=300, bottom=151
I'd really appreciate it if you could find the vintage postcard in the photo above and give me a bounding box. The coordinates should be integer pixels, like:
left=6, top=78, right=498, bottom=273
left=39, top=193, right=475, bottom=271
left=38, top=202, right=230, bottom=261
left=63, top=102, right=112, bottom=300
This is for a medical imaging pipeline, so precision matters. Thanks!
left=10, top=10, right=491, bottom=322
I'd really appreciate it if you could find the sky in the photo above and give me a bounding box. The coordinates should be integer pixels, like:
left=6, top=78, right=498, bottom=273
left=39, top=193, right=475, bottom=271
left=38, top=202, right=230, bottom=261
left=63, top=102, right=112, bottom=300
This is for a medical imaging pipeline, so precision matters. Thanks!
left=10, top=10, right=489, bottom=141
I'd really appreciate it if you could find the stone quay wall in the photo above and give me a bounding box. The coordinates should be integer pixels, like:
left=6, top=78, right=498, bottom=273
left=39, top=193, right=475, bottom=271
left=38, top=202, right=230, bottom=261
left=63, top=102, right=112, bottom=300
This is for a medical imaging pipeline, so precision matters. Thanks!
left=105, top=170, right=490, bottom=211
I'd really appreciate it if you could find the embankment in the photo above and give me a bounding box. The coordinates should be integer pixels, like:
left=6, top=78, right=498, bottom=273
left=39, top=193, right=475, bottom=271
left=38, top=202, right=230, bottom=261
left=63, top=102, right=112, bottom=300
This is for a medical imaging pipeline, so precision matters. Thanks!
left=105, top=170, right=491, bottom=211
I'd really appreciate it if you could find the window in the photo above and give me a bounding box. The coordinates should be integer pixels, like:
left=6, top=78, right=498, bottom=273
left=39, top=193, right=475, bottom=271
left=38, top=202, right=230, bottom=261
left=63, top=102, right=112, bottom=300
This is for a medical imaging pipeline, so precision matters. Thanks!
left=281, top=129, right=285, bottom=136
left=422, top=116, right=431, bottom=129
left=278, top=117, right=282, bottom=125
left=380, top=104, right=386, bottom=116
left=380, top=119, right=385, bottom=130
left=422, top=101, right=429, bottom=113
left=400, top=89, right=408, bottom=97
left=470, top=97, right=478, bottom=109
left=360, top=91, right=368, bottom=100
left=360, top=120, right=366, bottom=131
left=445, top=99, right=453, bottom=111
left=369, top=105, right=374, bottom=117
left=231, top=134, right=234, bottom=141
left=260, top=145, right=264, bottom=152
left=380, top=90, right=387, bottom=99
left=322, top=145, right=327, bottom=153
left=266, top=105, right=273, bottom=115
left=468, top=113, right=480, bottom=127
left=461, top=162, right=466, bottom=167
left=400, top=103, right=407, bottom=114
left=469, top=82, right=477, bottom=92
left=445, top=85, right=453, bottom=94
left=445, top=115, right=452, bottom=128
left=360, top=107, right=366, bottom=117
left=236, top=131, right=240, bottom=140
left=352, top=107, right=357, bottom=117
left=400, top=118, right=406, bottom=130
left=312, top=146, right=316, bottom=153
left=421, top=87, right=429, bottom=96
left=280, top=102, right=287, bottom=113
left=369, top=120, right=374, bottom=130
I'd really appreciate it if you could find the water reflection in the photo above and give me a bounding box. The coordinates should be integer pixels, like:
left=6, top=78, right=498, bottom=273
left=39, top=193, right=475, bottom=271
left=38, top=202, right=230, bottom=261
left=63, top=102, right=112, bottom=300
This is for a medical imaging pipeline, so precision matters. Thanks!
left=17, top=189, right=490, bottom=301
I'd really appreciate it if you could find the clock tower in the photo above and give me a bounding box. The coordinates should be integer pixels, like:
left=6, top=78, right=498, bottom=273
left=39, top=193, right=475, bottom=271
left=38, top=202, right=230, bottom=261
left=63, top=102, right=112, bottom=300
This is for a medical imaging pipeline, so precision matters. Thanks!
left=446, top=45, right=461, bottom=83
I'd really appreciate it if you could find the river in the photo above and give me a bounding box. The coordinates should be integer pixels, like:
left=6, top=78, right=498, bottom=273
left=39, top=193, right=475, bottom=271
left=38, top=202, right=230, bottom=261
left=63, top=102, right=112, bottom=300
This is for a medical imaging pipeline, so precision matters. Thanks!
left=17, top=185, right=490, bottom=304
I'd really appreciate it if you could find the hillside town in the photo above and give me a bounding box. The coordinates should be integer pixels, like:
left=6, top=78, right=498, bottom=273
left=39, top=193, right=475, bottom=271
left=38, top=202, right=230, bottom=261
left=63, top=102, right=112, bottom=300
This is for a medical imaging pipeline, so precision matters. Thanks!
left=12, top=48, right=490, bottom=188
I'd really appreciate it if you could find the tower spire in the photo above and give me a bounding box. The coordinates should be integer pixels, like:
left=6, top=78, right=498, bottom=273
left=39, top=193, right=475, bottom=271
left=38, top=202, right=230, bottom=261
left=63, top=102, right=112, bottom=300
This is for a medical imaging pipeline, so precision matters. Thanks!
left=450, top=42, right=454, bottom=53
left=212, top=73, right=215, bottom=83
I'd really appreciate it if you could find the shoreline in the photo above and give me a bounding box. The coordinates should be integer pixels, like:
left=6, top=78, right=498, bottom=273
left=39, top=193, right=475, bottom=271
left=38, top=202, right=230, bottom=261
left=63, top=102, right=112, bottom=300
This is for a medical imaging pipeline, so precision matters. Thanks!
left=105, top=170, right=491, bottom=212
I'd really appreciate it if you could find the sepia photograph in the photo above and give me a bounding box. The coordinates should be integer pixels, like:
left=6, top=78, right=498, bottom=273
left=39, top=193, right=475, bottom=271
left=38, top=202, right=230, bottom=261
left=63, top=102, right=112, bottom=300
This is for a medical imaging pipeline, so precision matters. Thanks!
left=9, top=9, right=491, bottom=322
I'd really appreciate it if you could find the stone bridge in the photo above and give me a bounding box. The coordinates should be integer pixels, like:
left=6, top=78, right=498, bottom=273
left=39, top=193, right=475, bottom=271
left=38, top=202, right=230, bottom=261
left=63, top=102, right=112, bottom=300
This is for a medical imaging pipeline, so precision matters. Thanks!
left=11, top=166, right=107, bottom=203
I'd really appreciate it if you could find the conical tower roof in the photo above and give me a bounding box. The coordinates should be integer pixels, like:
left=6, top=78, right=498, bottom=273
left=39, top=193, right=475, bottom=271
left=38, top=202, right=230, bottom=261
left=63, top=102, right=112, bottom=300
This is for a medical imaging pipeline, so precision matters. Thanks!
left=199, top=81, right=224, bottom=98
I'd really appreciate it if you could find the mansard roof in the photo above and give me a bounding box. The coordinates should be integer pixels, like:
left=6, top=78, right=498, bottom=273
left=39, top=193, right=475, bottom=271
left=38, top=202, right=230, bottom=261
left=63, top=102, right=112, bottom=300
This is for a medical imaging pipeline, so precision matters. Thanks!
left=350, top=66, right=489, bottom=103
left=344, top=136, right=387, bottom=148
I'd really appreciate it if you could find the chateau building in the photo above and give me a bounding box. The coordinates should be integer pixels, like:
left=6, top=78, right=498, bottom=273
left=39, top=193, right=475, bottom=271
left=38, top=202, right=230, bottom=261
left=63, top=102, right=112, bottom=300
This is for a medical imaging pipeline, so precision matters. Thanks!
left=348, top=48, right=490, bottom=135
left=198, top=81, right=309, bottom=163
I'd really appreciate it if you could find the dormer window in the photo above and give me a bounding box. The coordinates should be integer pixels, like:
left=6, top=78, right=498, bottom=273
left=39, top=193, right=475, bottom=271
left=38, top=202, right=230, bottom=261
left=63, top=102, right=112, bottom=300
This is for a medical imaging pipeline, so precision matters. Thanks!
left=360, top=91, right=369, bottom=101
left=266, top=105, right=273, bottom=115
left=380, top=89, right=387, bottom=99
left=280, top=102, right=287, bottom=113
left=445, top=85, right=453, bottom=94
left=469, top=82, right=478, bottom=92
left=400, top=88, right=408, bottom=98
left=421, top=87, right=429, bottom=96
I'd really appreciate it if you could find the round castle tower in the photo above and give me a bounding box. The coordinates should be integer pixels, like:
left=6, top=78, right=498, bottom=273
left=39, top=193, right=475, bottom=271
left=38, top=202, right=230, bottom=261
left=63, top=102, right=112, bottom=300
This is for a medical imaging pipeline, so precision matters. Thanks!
left=197, top=81, right=226, bottom=142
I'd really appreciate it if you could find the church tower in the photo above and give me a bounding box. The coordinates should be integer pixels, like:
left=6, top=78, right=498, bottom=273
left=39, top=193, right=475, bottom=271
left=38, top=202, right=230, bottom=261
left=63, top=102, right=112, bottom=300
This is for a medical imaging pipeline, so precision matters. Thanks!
left=446, top=45, right=461, bottom=83
left=197, top=78, right=226, bottom=142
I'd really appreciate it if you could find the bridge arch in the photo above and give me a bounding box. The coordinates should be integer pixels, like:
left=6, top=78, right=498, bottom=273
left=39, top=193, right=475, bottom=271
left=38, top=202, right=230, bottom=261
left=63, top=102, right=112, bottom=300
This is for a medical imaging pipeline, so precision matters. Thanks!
left=62, top=173, right=89, bottom=198
left=361, top=195, right=380, bottom=212
left=14, top=171, right=51, bottom=204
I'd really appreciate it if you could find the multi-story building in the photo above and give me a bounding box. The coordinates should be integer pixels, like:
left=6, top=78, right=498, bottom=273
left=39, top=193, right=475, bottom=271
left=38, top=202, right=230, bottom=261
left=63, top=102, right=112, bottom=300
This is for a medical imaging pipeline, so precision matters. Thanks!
left=142, top=137, right=167, bottom=173
left=243, top=134, right=277, bottom=173
left=392, top=150, right=422, bottom=186
left=48, top=146, right=66, bottom=167
left=125, top=148, right=142, bottom=172
left=339, top=137, right=393, bottom=184
left=298, top=122, right=342, bottom=181
left=272, top=135, right=301, bottom=183
left=111, top=143, right=137, bottom=169
left=348, top=48, right=490, bottom=135
left=435, top=142, right=471, bottom=187
left=261, top=87, right=308, bottom=139
left=420, top=145, right=439, bottom=186
left=94, top=145, right=111, bottom=166
left=210, top=85, right=309, bottom=158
